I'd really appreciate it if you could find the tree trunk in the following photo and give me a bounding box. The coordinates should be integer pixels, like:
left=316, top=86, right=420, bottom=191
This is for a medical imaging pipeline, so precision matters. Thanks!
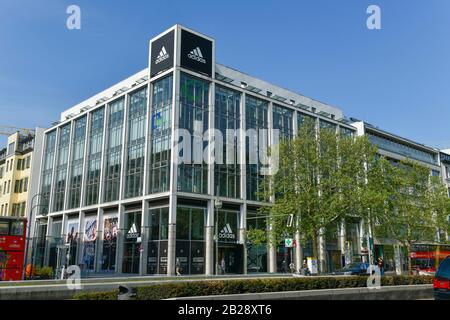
left=312, top=232, right=319, bottom=274
left=407, top=244, right=412, bottom=275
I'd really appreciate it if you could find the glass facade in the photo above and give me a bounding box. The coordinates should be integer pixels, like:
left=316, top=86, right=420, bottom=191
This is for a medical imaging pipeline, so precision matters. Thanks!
left=297, top=112, right=315, bottom=130
left=124, top=88, right=147, bottom=199
left=149, top=76, right=172, bottom=194
left=35, top=57, right=354, bottom=276
left=40, top=131, right=56, bottom=215
left=68, top=117, right=87, bottom=209
left=273, top=104, right=293, bottom=140
left=104, top=98, right=125, bottom=203
left=245, top=96, right=268, bottom=201
left=122, top=211, right=142, bottom=274
left=33, top=222, right=47, bottom=268
left=368, top=131, right=437, bottom=165
left=176, top=207, right=206, bottom=275
left=320, top=119, right=337, bottom=131
left=147, top=207, right=169, bottom=274
left=48, top=220, right=63, bottom=270
left=340, top=126, right=354, bottom=138
left=177, top=73, right=209, bottom=194
left=53, top=125, right=71, bottom=212
left=247, top=211, right=267, bottom=273
left=214, top=86, right=241, bottom=198
left=85, top=108, right=104, bottom=206
left=217, top=209, right=243, bottom=274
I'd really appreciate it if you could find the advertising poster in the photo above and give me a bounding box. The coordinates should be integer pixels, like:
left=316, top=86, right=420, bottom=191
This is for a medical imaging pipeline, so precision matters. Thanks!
left=82, top=218, right=97, bottom=270
left=66, top=221, right=79, bottom=266
left=103, top=218, right=118, bottom=243
left=66, top=221, right=79, bottom=244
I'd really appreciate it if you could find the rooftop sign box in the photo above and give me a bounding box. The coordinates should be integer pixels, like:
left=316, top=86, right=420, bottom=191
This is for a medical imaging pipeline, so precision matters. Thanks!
left=180, top=29, right=213, bottom=77
left=149, top=26, right=214, bottom=79
left=150, top=30, right=175, bottom=78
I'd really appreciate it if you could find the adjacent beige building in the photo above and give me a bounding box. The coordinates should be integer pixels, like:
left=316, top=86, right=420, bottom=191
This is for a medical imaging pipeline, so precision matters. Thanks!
left=0, top=132, right=34, bottom=217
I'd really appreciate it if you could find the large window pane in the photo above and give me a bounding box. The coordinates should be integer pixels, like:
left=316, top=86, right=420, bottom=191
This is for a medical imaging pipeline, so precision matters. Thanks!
left=125, top=88, right=147, bottom=198
left=177, top=73, right=209, bottom=194
left=68, top=117, right=87, bottom=209
left=149, top=76, right=172, bottom=194
left=104, top=99, right=125, bottom=202
left=214, top=86, right=240, bottom=199
left=85, top=108, right=104, bottom=206
left=53, top=124, right=71, bottom=212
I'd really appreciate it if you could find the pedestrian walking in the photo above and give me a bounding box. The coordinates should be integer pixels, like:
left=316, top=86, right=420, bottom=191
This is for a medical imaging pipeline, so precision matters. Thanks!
left=176, top=258, right=182, bottom=276
left=289, top=262, right=296, bottom=273
left=220, top=257, right=226, bottom=275
left=377, top=257, right=384, bottom=276
left=281, top=260, right=287, bottom=273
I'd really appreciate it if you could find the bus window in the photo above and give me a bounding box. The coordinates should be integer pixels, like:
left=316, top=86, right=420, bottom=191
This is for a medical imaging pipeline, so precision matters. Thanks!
left=10, top=221, right=24, bottom=236
left=0, top=221, right=8, bottom=235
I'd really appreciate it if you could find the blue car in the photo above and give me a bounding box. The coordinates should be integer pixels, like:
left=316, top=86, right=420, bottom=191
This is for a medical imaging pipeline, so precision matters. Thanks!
left=333, top=263, right=370, bottom=276
left=434, top=256, right=450, bottom=300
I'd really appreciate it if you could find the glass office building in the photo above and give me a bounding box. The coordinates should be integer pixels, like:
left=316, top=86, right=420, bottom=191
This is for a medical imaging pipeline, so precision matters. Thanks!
left=33, top=25, right=356, bottom=276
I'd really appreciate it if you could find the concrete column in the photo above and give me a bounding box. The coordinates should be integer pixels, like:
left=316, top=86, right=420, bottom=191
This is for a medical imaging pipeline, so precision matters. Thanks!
left=239, top=203, right=247, bottom=274
left=205, top=200, right=214, bottom=275
left=95, top=208, right=104, bottom=272
left=167, top=195, right=177, bottom=276
left=76, top=210, right=85, bottom=266
left=139, top=200, right=149, bottom=275
left=268, top=233, right=277, bottom=273
left=116, top=204, right=125, bottom=274
left=166, top=64, right=180, bottom=276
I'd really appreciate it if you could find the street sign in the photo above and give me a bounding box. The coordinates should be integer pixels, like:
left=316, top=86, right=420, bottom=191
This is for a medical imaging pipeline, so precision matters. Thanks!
left=285, top=238, right=293, bottom=248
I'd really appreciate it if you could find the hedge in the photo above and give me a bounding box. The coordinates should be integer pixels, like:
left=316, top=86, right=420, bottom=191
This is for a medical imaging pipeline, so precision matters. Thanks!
left=73, top=275, right=433, bottom=300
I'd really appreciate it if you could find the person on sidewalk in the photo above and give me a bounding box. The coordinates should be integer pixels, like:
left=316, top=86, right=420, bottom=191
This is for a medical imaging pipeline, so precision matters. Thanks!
left=220, top=257, right=226, bottom=275
left=377, top=257, right=385, bottom=276
left=176, top=258, right=182, bottom=276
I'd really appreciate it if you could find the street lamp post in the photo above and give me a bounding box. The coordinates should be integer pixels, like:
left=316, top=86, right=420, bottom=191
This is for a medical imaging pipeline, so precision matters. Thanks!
left=214, top=190, right=222, bottom=275
left=22, top=193, right=47, bottom=280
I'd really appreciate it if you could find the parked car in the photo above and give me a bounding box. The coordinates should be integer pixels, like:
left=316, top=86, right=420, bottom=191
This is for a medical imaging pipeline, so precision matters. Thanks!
left=434, top=256, right=450, bottom=300
left=332, top=262, right=370, bottom=276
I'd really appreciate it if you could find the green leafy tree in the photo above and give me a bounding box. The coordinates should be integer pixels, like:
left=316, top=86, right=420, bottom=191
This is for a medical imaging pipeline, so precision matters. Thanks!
left=262, top=118, right=377, bottom=273
left=375, top=160, right=450, bottom=274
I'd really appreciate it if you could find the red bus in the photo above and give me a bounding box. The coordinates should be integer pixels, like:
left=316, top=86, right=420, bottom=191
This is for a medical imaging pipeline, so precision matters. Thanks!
left=411, top=243, right=450, bottom=274
left=0, top=217, right=27, bottom=281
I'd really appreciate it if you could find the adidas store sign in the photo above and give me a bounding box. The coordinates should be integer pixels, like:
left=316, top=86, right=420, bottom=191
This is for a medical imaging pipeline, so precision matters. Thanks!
left=126, top=223, right=140, bottom=239
left=188, top=47, right=206, bottom=64
left=155, top=46, right=169, bottom=65
left=219, top=223, right=235, bottom=240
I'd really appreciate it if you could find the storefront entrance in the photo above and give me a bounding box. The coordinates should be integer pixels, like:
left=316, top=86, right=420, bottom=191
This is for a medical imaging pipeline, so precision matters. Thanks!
left=217, top=244, right=243, bottom=274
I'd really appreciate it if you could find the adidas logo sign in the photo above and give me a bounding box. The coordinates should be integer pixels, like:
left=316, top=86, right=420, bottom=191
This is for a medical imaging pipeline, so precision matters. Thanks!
left=188, top=47, right=206, bottom=64
left=219, top=223, right=235, bottom=239
left=126, top=223, right=139, bottom=239
left=155, top=46, right=169, bottom=65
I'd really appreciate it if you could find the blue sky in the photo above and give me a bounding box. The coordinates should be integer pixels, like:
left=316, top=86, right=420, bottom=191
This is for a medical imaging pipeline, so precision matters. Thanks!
left=1, top=0, right=450, bottom=148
